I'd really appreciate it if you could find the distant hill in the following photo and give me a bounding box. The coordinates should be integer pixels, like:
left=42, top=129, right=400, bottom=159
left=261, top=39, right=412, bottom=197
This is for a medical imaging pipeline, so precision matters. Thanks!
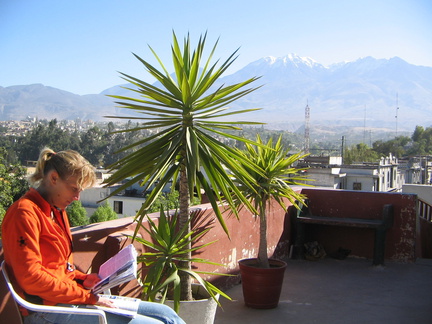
left=1, top=55, right=431, bottom=132
left=0, top=84, right=116, bottom=121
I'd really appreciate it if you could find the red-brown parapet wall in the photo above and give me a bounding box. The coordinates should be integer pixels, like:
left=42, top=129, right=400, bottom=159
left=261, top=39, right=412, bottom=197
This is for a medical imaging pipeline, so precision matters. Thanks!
left=0, top=187, right=420, bottom=322
left=297, top=188, right=418, bottom=263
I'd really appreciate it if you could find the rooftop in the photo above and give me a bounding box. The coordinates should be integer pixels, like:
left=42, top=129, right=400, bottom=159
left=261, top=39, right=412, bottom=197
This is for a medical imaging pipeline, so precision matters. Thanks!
left=214, top=257, right=432, bottom=324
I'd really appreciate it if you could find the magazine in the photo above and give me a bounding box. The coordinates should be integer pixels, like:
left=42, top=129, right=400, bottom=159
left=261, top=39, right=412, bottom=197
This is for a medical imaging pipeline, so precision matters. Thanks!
left=92, top=244, right=138, bottom=295
left=88, top=294, right=141, bottom=318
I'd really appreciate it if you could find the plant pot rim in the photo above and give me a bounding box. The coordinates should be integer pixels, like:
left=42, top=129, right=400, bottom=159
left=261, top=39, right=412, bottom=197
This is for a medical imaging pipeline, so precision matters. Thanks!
left=238, top=258, right=287, bottom=268
left=158, top=283, right=220, bottom=304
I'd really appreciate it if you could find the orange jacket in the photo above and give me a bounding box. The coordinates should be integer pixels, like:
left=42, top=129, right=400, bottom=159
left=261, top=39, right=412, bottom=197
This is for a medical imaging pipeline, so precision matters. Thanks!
left=2, top=188, right=98, bottom=309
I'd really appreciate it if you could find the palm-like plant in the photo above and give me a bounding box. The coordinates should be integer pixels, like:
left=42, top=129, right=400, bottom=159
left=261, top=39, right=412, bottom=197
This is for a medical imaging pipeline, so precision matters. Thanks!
left=133, top=208, right=231, bottom=313
left=104, top=32, right=262, bottom=300
left=233, top=134, right=309, bottom=268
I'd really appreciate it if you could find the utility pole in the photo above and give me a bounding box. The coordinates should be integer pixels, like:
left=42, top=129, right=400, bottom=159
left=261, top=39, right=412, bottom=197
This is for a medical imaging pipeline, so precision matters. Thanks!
left=363, top=105, right=366, bottom=145
left=341, top=136, right=345, bottom=163
left=304, top=101, right=310, bottom=154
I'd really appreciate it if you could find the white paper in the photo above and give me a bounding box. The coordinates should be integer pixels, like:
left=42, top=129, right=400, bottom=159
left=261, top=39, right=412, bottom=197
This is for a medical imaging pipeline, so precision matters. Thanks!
left=88, top=295, right=141, bottom=318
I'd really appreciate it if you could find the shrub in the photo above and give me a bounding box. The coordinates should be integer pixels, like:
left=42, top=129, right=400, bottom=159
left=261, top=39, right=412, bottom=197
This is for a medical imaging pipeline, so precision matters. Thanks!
left=66, top=200, right=89, bottom=227
left=90, top=202, right=118, bottom=224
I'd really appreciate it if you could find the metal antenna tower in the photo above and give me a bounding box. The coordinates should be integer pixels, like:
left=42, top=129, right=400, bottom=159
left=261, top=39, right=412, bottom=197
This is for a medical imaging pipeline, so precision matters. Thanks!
left=304, top=101, right=310, bottom=154
left=395, top=93, right=399, bottom=137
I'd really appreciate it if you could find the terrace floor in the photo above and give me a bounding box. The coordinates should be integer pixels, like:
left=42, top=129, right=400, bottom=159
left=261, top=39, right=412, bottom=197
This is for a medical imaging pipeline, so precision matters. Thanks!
left=214, top=257, right=432, bottom=324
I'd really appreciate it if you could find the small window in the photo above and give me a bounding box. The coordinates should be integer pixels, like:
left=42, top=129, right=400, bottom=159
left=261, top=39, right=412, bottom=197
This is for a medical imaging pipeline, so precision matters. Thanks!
left=353, top=182, right=362, bottom=190
left=113, top=201, right=123, bottom=214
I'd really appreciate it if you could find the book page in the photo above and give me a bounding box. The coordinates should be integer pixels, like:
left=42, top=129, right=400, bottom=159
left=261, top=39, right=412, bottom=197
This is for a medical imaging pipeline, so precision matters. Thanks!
left=92, top=245, right=138, bottom=294
left=99, top=244, right=137, bottom=279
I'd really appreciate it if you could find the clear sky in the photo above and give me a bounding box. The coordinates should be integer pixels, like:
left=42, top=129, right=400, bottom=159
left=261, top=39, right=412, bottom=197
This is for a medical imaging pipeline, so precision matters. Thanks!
left=1, top=0, right=431, bottom=95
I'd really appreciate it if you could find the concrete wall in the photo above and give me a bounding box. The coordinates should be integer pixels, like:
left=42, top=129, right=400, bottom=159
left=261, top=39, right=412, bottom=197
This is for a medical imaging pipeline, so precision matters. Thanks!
left=403, top=184, right=432, bottom=205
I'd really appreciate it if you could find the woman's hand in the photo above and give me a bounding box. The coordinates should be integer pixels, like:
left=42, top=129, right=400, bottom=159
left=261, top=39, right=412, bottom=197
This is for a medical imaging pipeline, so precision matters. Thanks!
left=95, top=296, right=117, bottom=308
left=83, top=273, right=101, bottom=289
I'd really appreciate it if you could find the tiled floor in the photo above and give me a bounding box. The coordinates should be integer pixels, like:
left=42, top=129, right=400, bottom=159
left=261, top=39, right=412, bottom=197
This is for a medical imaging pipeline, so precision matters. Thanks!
left=214, top=257, right=432, bottom=324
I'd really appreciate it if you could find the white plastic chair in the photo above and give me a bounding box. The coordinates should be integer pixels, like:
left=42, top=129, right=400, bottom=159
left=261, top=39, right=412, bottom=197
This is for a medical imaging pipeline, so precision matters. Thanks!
left=1, top=260, right=108, bottom=324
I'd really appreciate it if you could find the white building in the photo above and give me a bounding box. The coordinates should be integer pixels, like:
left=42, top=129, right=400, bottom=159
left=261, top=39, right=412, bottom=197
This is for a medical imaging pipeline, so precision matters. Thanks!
left=79, top=169, right=173, bottom=218
left=297, top=154, right=404, bottom=192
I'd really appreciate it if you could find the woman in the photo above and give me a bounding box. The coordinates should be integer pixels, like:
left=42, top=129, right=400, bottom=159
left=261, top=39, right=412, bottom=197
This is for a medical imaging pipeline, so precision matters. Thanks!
left=2, top=147, right=185, bottom=324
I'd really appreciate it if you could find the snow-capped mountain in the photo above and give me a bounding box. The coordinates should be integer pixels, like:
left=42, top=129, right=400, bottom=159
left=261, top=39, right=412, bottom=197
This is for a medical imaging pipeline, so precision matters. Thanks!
left=1, top=54, right=431, bottom=131
left=217, top=54, right=432, bottom=130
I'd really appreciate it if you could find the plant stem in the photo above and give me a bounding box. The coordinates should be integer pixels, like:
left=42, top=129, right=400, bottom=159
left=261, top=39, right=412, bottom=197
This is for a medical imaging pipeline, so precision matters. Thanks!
left=178, top=161, right=193, bottom=300
left=258, top=197, right=270, bottom=268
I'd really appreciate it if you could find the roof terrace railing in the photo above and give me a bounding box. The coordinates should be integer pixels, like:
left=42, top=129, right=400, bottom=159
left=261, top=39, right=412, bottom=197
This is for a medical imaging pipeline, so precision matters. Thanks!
left=418, top=198, right=432, bottom=222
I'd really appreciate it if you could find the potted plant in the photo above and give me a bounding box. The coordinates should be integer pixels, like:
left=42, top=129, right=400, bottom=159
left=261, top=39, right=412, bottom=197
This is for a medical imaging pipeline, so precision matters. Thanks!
left=232, top=134, right=309, bottom=309
left=103, top=31, right=262, bottom=314
left=131, top=207, right=231, bottom=323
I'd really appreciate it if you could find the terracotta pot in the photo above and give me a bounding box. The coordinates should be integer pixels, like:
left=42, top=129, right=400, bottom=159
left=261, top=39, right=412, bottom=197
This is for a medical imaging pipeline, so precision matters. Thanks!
left=238, top=258, right=287, bottom=309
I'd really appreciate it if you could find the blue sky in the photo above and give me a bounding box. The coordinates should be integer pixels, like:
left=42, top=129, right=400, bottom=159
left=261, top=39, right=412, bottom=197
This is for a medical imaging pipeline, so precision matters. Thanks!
left=1, top=0, right=431, bottom=95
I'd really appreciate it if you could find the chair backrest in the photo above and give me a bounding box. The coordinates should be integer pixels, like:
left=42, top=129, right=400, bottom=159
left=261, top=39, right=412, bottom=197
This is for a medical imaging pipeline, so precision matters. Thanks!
left=1, top=261, right=107, bottom=324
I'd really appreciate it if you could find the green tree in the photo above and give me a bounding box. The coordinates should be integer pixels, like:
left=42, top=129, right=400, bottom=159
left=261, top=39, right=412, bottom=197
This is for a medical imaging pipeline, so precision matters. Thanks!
left=89, top=202, right=118, bottom=224
left=0, top=136, right=21, bottom=164
left=104, top=32, right=261, bottom=300
left=66, top=200, right=89, bottom=227
left=18, top=119, right=80, bottom=163
left=412, top=125, right=425, bottom=142
left=80, top=126, right=108, bottom=167
left=147, top=190, right=201, bottom=213
left=344, top=143, right=381, bottom=164
left=0, top=149, right=29, bottom=237
left=0, top=203, right=6, bottom=238
left=372, top=136, right=410, bottom=158
left=408, top=126, right=432, bottom=156
left=0, top=150, right=28, bottom=208
left=102, top=121, right=150, bottom=167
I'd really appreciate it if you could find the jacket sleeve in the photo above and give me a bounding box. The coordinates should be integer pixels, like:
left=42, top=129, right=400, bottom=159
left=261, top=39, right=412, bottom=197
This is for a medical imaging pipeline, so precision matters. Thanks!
left=74, top=270, right=89, bottom=281
left=2, top=204, right=98, bottom=306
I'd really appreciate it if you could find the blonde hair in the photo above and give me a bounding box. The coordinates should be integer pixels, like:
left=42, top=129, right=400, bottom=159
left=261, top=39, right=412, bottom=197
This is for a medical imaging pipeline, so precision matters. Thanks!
left=29, top=147, right=96, bottom=189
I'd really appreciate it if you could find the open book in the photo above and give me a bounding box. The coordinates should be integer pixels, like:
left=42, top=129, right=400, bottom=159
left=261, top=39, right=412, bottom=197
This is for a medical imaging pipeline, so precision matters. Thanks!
left=89, top=294, right=141, bottom=317
left=92, top=244, right=138, bottom=295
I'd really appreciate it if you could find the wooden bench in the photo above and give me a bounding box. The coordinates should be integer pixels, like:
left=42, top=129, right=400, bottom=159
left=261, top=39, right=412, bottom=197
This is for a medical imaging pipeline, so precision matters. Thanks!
left=294, top=201, right=394, bottom=265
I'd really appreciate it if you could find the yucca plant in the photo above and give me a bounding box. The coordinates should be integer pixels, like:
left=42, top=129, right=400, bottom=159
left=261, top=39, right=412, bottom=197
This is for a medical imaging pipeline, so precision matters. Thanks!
left=104, top=32, right=262, bottom=301
left=132, top=208, right=231, bottom=313
left=232, top=134, right=310, bottom=268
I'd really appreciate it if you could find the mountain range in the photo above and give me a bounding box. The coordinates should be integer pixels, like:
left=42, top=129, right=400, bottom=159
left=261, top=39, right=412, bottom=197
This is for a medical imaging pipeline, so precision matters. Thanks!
left=1, top=54, right=431, bottom=133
